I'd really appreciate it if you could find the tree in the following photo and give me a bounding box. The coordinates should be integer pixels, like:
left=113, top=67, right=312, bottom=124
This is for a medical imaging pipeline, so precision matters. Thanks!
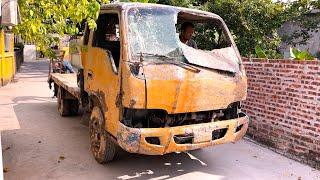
left=203, top=0, right=289, bottom=58
left=282, top=0, right=320, bottom=47
left=158, top=0, right=319, bottom=58
left=15, top=0, right=148, bottom=57
left=16, top=0, right=319, bottom=58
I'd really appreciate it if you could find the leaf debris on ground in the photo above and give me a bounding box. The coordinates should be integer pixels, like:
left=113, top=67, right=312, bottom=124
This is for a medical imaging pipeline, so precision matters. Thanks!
left=59, top=155, right=65, bottom=160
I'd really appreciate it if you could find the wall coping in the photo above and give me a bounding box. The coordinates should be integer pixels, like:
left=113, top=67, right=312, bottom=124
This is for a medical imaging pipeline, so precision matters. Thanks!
left=242, top=57, right=319, bottom=64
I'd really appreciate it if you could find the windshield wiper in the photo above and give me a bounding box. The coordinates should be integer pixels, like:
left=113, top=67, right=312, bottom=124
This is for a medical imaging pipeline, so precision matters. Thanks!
left=137, top=53, right=201, bottom=73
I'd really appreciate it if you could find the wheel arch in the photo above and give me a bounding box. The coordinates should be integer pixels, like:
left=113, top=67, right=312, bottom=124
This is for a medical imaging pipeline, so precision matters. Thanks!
left=88, top=91, right=107, bottom=113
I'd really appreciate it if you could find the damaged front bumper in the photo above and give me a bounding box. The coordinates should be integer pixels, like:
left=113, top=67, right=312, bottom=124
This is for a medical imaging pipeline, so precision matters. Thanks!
left=117, top=112, right=249, bottom=155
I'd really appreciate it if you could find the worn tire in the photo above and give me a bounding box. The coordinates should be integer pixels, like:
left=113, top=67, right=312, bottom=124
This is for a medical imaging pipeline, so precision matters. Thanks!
left=89, top=106, right=117, bottom=164
left=57, top=88, right=71, bottom=116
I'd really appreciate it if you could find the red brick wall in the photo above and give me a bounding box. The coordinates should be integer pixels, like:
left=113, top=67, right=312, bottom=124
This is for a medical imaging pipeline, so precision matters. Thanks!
left=242, top=58, right=320, bottom=169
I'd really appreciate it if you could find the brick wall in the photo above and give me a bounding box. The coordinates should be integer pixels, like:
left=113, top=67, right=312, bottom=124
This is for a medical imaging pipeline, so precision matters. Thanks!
left=242, top=58, right=320, bottom=169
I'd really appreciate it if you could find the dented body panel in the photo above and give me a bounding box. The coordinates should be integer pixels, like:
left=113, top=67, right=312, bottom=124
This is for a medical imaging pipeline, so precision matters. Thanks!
left=144, top=64, right=247, bottom=114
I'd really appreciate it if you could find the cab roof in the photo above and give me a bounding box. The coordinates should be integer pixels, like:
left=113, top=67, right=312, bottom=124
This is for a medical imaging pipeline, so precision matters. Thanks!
left=100, top=2, right=221, bottom=19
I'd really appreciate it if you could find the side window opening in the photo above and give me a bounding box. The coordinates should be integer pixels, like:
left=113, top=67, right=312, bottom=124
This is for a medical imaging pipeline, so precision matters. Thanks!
left=92, top=13, right=120, bottom=70
left=177, top=12, right=232, bottom=51
left=193, top=22, right=231, bottom=50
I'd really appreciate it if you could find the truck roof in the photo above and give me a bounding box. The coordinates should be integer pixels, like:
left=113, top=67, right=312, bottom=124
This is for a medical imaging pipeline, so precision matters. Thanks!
left=100, top=2, right=221, bottom=19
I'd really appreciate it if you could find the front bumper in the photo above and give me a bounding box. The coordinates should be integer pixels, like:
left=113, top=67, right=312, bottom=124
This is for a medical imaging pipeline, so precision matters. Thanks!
left=117, top=113, right=249, bottom=155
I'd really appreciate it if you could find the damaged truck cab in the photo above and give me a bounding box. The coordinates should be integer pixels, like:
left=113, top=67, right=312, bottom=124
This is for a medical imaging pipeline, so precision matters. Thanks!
left=54, top=3, right=249, bottom=164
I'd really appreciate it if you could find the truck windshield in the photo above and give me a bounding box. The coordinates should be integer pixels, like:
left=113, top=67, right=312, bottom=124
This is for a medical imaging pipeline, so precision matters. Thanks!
left=127, top=7, right=240, bottom=73
left=128, top=7, right=183, bottom=60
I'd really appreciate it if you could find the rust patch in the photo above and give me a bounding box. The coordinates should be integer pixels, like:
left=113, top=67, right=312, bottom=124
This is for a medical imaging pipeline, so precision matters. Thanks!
left=117, top=123, right=141, bottom=153
left=171, top=82, right=182, bottom=113
left=129, top=99, right=136, bottom=108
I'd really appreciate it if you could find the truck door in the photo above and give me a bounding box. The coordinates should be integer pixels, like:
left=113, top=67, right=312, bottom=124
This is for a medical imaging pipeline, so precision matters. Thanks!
left=84, top=12, right=122, bottom=136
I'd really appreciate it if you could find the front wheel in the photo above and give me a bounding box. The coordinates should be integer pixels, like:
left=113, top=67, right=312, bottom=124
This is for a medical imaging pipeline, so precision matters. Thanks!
left=89, top=106, right=117, bottom=164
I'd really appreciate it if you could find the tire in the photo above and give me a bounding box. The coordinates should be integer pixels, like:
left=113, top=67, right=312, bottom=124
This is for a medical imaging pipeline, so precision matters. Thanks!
left=89, top=106, right=117, bottom=164
left=57, top=87, right=71, bottom=116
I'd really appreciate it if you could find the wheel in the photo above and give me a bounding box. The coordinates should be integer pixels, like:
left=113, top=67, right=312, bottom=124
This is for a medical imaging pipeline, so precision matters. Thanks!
left=57, top=87, right=79, bottom=116
left=57, top=87, right=71, bottom=116
left=89, top=106, right=117, bottom=164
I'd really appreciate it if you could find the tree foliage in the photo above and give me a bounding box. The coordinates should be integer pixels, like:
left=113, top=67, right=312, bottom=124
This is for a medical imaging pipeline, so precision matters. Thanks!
left=15, top=0, right=112, bottom=56
left=204, top=0, right=288, bottom=58
left=290, top=47, right=315, bottom=60
left=15, top=0, right=149, bottom=56
left=282, top=0, right=320, bottom=47
left=16, top=0, right=320, bottom=58
left=157, top=0, right=320, bottom=58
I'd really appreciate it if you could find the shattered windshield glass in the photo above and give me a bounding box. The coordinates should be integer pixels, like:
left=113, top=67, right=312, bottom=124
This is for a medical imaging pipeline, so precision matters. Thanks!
left=128, top=7, right=184, bottom=60
left=127, top=7, right=241, bottom=73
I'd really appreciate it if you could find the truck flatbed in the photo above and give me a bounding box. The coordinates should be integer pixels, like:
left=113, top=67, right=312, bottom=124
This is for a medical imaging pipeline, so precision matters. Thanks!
left=49, top=73, right=80, bottom=99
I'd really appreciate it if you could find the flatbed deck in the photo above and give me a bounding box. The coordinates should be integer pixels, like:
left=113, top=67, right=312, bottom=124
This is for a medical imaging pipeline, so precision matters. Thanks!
left=49, top=73, right=80, bottom=99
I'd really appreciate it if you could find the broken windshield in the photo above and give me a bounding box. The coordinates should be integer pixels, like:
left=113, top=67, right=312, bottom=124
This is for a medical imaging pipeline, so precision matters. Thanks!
left=128, top=7, right=183, bottom=60
left=127, top=7, right=241, bottom=73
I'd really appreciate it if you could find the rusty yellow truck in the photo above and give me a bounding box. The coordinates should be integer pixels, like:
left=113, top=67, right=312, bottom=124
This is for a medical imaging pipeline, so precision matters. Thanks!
left=48, top=3, right=249, bottom=164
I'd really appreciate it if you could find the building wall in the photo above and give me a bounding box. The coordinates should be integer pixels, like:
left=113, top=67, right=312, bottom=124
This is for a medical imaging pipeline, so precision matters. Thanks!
left=242, top=58, right=320, bottom=169
left=0, top=30, right=15, bottom=86
left=278, top=13, right=320, bottom=58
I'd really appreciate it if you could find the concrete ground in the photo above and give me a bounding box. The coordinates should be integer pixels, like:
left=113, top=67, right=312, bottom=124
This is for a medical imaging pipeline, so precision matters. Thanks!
left=0, top=60, right=319, bottom=180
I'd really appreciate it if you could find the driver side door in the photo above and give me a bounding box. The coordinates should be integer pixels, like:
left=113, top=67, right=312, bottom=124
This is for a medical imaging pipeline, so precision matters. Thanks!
left=84, top=12, right=122, bottom=137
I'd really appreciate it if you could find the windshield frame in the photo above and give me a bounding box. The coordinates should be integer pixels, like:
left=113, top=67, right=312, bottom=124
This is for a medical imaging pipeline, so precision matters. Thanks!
left=124, top=5, right=241, bottom=64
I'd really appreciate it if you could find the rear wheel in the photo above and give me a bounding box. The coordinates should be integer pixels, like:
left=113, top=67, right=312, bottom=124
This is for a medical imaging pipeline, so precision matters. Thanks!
left=89, top=106, right=117, bottom=163
left=57, top=87, right=70, bottom=116
left=57, top=87, right=79, bottom=116
left=69, top=100, right=79, bottom=116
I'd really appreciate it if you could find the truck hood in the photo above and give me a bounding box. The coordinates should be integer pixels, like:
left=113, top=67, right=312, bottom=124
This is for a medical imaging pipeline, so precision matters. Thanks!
left=143, top=63, right=247, bottom=114
left=181, top=44, right=240, bottom=73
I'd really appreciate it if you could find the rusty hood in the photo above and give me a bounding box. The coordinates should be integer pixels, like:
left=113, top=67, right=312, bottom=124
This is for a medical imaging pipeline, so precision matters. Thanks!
left=181, top=44, right=240, bottom=73
left=143, top=60, right=247, bottom=114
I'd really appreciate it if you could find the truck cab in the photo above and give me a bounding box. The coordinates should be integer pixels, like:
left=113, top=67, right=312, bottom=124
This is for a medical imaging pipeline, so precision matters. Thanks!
left=58, top=3, right=249, bottom=164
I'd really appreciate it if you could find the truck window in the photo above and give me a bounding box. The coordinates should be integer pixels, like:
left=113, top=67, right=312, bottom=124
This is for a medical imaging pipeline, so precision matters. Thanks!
left=177, top=12, right=232, bottom=51
left=92, top=13, right=120, bottom=69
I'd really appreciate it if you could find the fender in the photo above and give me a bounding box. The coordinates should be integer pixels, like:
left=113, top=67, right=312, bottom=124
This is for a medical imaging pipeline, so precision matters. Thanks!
left=88, top=91, right=108, bottom=113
